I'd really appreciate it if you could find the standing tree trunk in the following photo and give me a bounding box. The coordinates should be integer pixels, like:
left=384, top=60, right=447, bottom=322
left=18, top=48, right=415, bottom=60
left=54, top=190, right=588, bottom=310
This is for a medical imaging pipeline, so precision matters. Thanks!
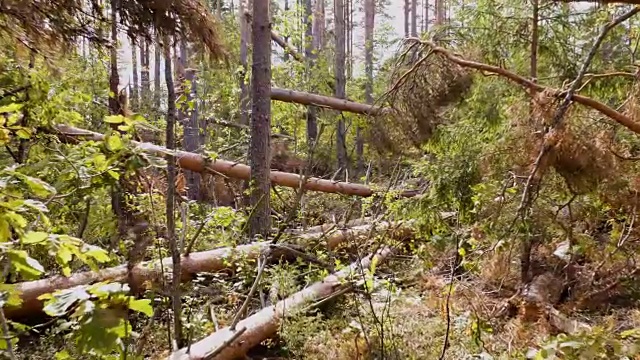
left=140, top=39, right=150, bottom=110
left=334, top=0, right=348, bottom=178
left=182, top=43, right=201, bottom=201
left=360, top=0, right=375, bottom=178
left=248, top=0, right=272, bottom=240
left=131, top=38, right=139, bottom=110
left=313, top=0, right=325, bottom=51
left=304, top=0, right=318, bottom=146
left=410, top=0, right=418, bottom=37
left=154, top=36, right=161, bottom=113
left=522, top=0, right=539, bottom=285
left=404, top=0, right=409, bottom=37
left=239, top=0, right=251, bottom=125
left=423, top=0, right=428, bottom=32
left=163, top=36, right=183, bottom=348
left=284, top=0, right=290, bottom=62
left=435, top=0, right=444, bottom=26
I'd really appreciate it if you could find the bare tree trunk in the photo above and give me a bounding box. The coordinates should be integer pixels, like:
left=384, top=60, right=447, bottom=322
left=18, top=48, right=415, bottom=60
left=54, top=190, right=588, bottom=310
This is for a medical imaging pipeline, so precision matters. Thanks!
left=163, top=36, right=184, bottom=348
left=360, top=0, right=375, bottom=178
left=304, top=0, right=318, bottom=146
left=410, top=0, right=418, bottom=37
left=131, top=38, right=139, bottom=110
left=404, top=0, right=409, bottom=37
left=313, top=0, right=325, bottom=50
left=423, top=0, right=428, bottom=32
left=239, top=0, right=251, bottom=125
left=154, top=36, right=161, bottom=113
left=140, top=39, right=150, bottom=109
left=435, top=0, right=444, bottom=25
left=284, top=0, right=290, bottom=62
left=334, top=0, right=348, bottom=178
left=179, top=42, right=202, bottom=201
left=522, top=0, right=539, bottom=285
left=248, top=0, right=272, bottom=240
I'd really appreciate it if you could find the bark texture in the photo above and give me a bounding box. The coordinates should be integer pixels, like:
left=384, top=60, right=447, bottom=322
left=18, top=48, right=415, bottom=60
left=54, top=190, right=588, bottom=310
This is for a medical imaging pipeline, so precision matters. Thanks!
left=334, top=0, right=348, bottom=178
left=248, top=0, right=272, bottom=240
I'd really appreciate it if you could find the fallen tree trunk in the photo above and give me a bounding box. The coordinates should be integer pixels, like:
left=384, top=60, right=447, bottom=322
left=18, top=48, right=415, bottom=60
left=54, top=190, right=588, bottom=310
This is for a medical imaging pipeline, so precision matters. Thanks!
left=168, top=246, right=394, bottom=360
left=270, top=87, right=389, bottom=116
left=53, top=124, right=418, bottom=198
left=6, top=221, right=412, bottom=319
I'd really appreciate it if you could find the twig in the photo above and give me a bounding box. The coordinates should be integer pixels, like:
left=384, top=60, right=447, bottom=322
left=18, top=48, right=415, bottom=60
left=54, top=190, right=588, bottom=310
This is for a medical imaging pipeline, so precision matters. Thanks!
left=229, top=252, right=269, bottom=331
left=184, top=208, right=216, bottom=255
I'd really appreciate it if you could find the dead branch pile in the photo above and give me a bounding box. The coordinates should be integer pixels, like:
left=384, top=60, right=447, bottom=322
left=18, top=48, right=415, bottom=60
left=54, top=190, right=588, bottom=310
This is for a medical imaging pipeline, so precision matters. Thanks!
left=374, top=43, right=473, bottom=153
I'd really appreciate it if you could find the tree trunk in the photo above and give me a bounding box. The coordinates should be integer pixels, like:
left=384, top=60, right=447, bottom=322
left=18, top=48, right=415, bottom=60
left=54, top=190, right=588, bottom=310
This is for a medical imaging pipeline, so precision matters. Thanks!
left=284, top=0, right=290, bottom=61
left=54, top=125, right=418, bottom=198
left=248, top=0, right=272, bottom=240
left=154, top=36, right=161, bottom=112
left=361, top=0, right=375, bottom=178
left=435, top=0, right=444, bottom=25
left=312, top=0, right=325, bottom=50
left=180, top=43, right=202, bottom=201
left=334, top=0, right=348, bottom=178
left=269, top=87, right=386, bottom=115
left=7, top=221, right=412, bottom=319
left=140, top=39, right=150, bottom=108
left=163, top=37, right=184, bottom=348
left=131, top=38, right=139, bottom=110
left=239, top=0, right=251, bottom=125
left=423, top=0, right=428, bottom=32
left=410, top=0, right=418, bottom=37
left=168, top=247, right=394, bottom=360
left=304, top=0, right=318, bottom=146
left=404, top=0, right=409, bottom=37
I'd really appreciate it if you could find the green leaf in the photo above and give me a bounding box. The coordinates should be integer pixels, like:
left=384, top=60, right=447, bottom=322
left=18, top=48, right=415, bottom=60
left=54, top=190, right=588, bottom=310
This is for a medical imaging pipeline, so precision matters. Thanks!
left=42, top=286, right=91, bottom=316
left=82, top=244, right=110, bottom=263
left=128, top=299, right=153, bottom=316
left=21, top=231, right=49, bottom=244
left=105, top=134, right=123, bottom=152
left=7, top=250, right=44, bottom=280
left=15, top=128, right=31, bottom=139
left=20, top=175, right=56, bottom=197
left=104, top=115, right=125, bottom=124
left=107, top=169, right=120, bottom=180
left=55, top=350, right=71, bottom=359
left=0, top=103, right=23, bottom=113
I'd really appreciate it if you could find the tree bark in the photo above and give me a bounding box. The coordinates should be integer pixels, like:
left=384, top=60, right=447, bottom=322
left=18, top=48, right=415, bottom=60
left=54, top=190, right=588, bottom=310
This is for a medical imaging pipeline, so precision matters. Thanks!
left=168, top=247, right=394, bottom=360
left=140, top=39, right=150, bottom=108
left=154, top=36, right=161, bottom=112
left=271, top=87, right=387, bottom=116
left=53, top=125, right=419, bottom=197
left=360, top=0, right=375, bottom=178
left=271, top=30, right=304, bottom=62
left=179, top=41, right=202, bottom=201
left=7, top=220, right=411, bottom=319
left=404, top=0, right=410, bottom=37
left=163, top=37, right=184, bottom=348
left=312, top=0, right=325, bottom=50
left=239, top=0, right=251, bottom=125
left=411, top=0, right=418, bottom=37
left=334, top=0, right=348, bottom=178
left=435, top=0, right=444, bottom=25
left=304, top=0, right=318, bottom=147
left=131, top=38, right=139, bottom=109
left=248, top=0, right=272, bottom=240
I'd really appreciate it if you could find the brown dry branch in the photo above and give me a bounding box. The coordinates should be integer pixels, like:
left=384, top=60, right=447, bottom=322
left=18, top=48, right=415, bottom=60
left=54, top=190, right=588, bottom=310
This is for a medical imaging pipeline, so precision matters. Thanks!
left=168, top=247, right=394, bottom=360
left=0, top=0, right=226, bottom=58
left=409, top=39, right=640, bottom=135
left=5, top=221, right=414, bottom=319
left=52, top=124, right=419, bottom=198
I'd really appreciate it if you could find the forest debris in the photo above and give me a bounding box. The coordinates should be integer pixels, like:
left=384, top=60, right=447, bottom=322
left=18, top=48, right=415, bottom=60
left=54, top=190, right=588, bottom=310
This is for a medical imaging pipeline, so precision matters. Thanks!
left=5, top=221, right=413, bottom=319
left=270, top=87, right=389, bottom=116
left=52, top=124, right=419, bottom=198
left=168, top=247, right=394, bottom=360
left=413, top=39, right=640, bottom=135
